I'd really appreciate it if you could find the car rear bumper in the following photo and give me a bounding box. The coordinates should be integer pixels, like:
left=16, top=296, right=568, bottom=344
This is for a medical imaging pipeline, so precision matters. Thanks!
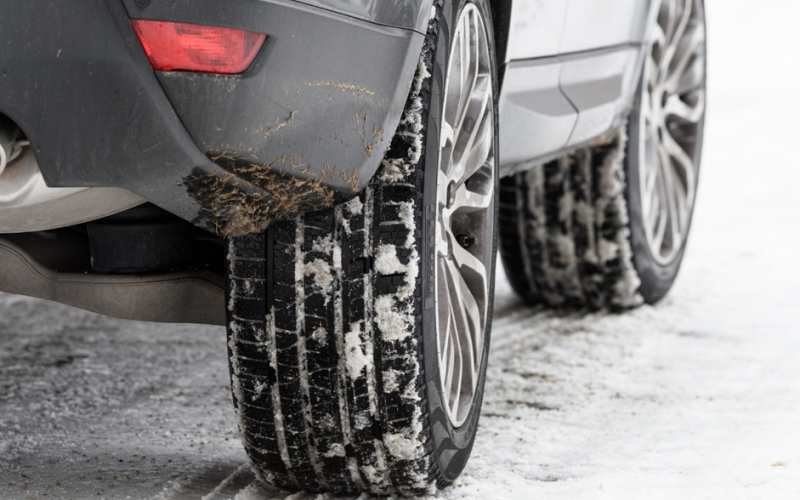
left=0, top=0, right=430, bottom=235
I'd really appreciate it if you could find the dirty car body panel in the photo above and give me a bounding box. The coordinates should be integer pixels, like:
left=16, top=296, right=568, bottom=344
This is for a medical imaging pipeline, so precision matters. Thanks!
left=0, top=0, right=431, bottom=236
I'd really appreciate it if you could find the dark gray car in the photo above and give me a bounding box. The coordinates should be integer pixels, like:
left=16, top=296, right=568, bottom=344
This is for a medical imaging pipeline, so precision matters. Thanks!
left=0, top=0, right=706, bottom=495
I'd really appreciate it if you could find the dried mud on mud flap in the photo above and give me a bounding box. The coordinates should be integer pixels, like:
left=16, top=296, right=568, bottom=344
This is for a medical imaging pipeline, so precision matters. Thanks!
left=185, top=155, right=344, bottom=237
left=500, top=124, right=644, bottom=310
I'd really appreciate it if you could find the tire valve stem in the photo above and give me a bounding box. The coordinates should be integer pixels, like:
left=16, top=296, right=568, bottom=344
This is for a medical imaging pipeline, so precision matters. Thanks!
left=457, top=234, right=476, bottom=249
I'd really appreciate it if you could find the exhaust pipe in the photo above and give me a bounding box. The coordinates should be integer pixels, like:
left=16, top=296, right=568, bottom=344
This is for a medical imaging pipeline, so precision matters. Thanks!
left=0, top=115, right=19, bottom=176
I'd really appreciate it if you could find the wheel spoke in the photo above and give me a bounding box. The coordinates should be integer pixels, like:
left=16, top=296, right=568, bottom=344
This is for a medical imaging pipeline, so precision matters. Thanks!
left=663, top=92, right=705, bottom=123
left=452, top=243, right=487, bottom=296
left=665, top=24, right=705, bottom=93
left=455, top=83, right=492, bottom=181
left=446, top=256, right=480, bottom=371
left=452, top=180, right=492, bottom=213
left=660, top=0, right=678, bottom=57
left=450, top=312, right=463, bottom=414
left=440, top=120, right=456, bottom=174
left=660, top=0, right=691, bottom=78
left=642, top=129, right=660, bottom=222
left=675, top=55, right=705, bottom=95
left=453, top=14, right=478, bottom=153
left=652, top=22, right=667, bottom=57
left=661, top=126, right=696, bottom=204
left=661, top=150, right=683, bottom=253
left=444, top=323, right=455, bottom=401
left=450, top=76, right=491, bottom=183
left=438, top=257, right=452, bottom=355
left=651, top=152, right=671, bottom=253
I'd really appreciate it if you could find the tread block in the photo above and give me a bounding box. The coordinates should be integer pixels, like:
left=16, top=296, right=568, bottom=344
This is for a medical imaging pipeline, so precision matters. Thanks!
left=231, top=259, right=267, bottom=280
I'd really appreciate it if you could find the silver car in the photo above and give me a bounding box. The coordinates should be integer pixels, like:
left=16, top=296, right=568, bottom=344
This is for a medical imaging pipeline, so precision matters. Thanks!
left=0, top=0, right=705, bottom=495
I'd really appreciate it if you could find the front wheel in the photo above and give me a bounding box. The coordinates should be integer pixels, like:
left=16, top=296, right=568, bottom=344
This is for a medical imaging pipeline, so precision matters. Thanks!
left=224, top=0, right=499, bottom=495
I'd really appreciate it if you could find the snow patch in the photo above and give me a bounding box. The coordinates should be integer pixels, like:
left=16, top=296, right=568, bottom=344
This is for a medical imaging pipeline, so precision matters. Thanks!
left=375, top=244, right=406, bottom=276
left=383, top=369, right=401, bottom=393
left=598, top=238, right=619, bottom=263
left=231, top=482, right=266, bottom=500
left=345, top=195, right=363, bottom=215
left=344, top=322, right=370, bottom=380
left=303, top=259, right=334, bottom=302
left=374, top=295, right=412, bottom=342
left=312, top=235, right=334, bottom=254
left=312, top=326, right=328, bottom=346
left=322, top=443, right=346, bottom=458
left=401, top=375, right=422, bottom=403
left=354, top=413, right=371, bottom=430
left=360, top=465, right=380, bottom=486
left=384, top=430, right=423, bottom=461
left=252, top=380, right=267, bottom=399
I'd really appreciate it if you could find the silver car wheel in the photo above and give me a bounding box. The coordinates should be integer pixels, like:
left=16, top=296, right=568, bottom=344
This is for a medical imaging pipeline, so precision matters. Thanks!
left=639, top=0, right=706, bottom=265
left=434, top=3, right=495, bottom=428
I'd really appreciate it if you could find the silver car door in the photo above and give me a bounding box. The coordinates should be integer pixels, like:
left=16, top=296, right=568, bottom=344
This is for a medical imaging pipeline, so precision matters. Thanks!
left=559, top=0, right=651, bottom=54
left=498, top=1, right=574, bottom=170
left=505, top=1, right=569, bottom=61
left=559, top=0, right=655, bottom=146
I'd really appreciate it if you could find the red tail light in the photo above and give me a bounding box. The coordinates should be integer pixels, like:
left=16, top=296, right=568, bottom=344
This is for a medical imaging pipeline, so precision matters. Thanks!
left=132, top=20, right=266, bottom=74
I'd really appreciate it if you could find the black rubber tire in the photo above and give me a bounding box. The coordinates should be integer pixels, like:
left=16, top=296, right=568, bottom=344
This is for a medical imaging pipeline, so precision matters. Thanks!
left=499, top=128, right=645, bottom=310
left=225, top=0, right=499, bottom=495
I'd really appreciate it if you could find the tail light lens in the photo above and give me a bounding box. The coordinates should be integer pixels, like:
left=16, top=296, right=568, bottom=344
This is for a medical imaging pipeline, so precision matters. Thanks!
left=132, top=20, right=266, bottom=74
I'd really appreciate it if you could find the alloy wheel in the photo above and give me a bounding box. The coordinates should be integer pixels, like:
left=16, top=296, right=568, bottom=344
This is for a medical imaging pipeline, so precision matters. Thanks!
left=639, top=0, right=706, bottom=265
left=434, top=3, right=495, bottom=428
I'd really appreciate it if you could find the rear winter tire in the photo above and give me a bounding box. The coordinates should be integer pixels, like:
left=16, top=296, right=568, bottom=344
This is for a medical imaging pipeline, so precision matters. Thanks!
left=225, top=0, right=499, bottom=495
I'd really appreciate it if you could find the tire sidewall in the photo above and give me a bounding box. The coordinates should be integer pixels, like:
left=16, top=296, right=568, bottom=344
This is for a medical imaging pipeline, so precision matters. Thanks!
left=420, top=0, right=498, bottom=483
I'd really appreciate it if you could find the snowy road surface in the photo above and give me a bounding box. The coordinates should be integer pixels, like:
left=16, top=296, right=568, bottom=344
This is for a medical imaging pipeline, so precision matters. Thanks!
left=2, top=1, right=800, bottom=498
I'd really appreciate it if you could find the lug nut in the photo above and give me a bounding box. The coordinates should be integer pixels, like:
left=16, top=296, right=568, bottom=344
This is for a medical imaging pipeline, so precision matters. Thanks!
left=456, top=234, right=476, bottom=248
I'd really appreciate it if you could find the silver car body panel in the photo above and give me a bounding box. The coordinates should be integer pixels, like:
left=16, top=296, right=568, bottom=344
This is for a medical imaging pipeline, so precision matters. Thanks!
left=504, top=1, right=569, bottom=61
left=498, top=0, right=657, bottom=172
left=559, top=0, right=650, bottom=53
left=290, top=0, right=435, bottom=32
left=498, top=59, right=577, bottom=166
left=560, top=45, right=641, bottom=147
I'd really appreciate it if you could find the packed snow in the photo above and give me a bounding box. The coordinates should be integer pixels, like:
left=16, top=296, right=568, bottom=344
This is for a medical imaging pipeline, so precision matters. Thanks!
left=2, top=0, right=800, bottom=498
